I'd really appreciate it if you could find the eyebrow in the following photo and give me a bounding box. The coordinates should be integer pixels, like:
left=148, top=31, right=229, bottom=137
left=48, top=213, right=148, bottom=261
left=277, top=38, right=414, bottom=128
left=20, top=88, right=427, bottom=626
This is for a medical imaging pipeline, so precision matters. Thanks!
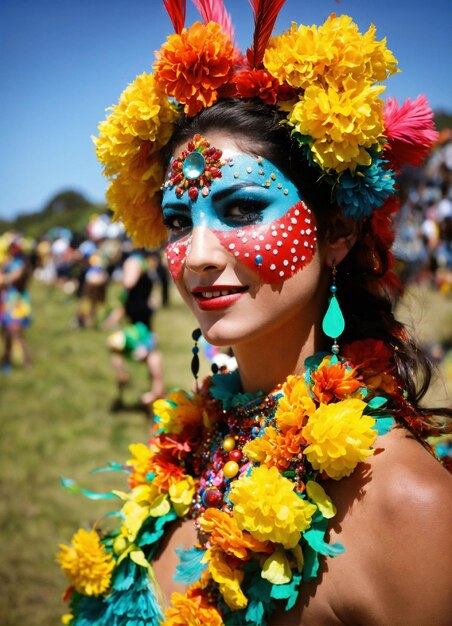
left=211, top=182, right=264, bottom=202
left=162, top=182, right=264, bottom=211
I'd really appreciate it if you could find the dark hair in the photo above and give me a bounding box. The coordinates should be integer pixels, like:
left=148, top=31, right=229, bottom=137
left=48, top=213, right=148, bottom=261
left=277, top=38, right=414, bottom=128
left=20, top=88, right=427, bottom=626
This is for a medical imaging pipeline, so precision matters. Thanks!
left=166, top=99, right=451, bottom=434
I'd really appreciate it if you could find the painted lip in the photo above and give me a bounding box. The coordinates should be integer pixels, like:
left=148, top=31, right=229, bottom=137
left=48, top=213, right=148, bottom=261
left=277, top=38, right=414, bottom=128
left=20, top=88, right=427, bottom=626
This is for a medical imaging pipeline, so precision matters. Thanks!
left=191, top=285, right=248, bottom=311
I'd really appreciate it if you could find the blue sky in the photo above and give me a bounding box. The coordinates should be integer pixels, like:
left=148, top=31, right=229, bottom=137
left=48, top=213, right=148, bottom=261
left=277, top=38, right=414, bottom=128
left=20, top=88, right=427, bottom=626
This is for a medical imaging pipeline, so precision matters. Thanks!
left=1, top=0, right=451, bottom=220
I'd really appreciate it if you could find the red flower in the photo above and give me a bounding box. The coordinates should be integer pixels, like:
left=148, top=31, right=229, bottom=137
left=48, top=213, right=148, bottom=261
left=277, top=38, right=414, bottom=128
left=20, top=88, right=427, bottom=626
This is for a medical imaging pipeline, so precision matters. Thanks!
left=234, top=68, right=294, bottom=105
left=383, top=95, right=438, bottom=171
left=343, top=339, right=397, bottom=395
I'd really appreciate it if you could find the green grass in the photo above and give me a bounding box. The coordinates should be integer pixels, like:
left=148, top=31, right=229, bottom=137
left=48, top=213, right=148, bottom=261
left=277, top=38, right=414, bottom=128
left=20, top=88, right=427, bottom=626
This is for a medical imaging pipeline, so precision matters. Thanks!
left=0, top=280, right=450, bottom=626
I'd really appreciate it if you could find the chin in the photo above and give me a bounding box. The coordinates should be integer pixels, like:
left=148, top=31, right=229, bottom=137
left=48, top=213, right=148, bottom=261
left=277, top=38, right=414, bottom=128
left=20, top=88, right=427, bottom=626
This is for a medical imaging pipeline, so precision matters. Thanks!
left=197, top=317, right=248, bottom=348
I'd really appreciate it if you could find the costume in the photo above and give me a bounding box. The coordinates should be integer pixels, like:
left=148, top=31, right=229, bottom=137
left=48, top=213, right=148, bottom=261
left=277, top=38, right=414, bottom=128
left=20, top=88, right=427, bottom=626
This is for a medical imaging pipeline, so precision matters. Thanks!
left=57, top=1, right=441, bottom=624
left=58, top=340, right=403, bottom=625
left=0, top=255, right=32, bottom=330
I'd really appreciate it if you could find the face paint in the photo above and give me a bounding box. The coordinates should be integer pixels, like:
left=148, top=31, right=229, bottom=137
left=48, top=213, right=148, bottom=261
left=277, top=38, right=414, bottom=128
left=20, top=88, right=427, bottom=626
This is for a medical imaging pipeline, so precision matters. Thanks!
left=163, top=136, right=317, bottom=283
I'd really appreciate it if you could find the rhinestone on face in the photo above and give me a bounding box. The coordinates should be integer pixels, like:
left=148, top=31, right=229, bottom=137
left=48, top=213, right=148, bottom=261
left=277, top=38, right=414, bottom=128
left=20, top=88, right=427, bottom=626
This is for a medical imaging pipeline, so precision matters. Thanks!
left=182, top=151, right=206, bottom=180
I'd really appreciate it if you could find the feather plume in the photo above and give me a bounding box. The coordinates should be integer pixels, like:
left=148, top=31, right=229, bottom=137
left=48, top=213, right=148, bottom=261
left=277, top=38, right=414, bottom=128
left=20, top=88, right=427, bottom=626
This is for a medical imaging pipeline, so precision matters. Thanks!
left=383, top=95, right=439, bottom=170
left=192, top=0, right=236, bottom=46
left=163, top=0, right=186, bottom=33
left=247, top=0, right=287, bottom=69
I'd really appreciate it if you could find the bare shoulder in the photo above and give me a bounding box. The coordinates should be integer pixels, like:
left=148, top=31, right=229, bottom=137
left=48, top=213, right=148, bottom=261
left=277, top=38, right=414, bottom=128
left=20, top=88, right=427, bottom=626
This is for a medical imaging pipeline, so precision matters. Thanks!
left=328, top=426, right=452, bottom=625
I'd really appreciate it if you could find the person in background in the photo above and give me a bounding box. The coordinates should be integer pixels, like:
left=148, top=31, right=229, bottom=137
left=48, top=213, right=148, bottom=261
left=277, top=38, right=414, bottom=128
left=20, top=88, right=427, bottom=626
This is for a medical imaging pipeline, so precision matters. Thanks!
left=0, top=236, right=32, bottom=372
left=104, top=249, right=165, bottom=410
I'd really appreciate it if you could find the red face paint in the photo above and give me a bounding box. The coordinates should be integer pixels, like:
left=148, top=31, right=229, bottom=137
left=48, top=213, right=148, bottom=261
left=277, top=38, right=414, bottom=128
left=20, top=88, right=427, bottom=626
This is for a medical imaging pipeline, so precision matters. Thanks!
left=166, top=201, right=317, bottom=283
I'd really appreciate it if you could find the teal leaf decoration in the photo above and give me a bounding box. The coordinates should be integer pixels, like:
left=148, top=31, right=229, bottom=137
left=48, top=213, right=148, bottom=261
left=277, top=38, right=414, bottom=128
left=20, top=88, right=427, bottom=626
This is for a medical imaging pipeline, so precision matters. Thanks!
left=372, top=416, right=395, bottom=435
left=173, top=546, right=207, bottom=584
left=270, top=572, right=303, bottom=610
left=304, top=516, right=345, bottom=557
left=322, top=295, right=345, bottom=339
left=368, top=396, right=388, bottom=409
left=138, top=510, right=177, bottom=548
left=60, top=477, right=117, bottom=500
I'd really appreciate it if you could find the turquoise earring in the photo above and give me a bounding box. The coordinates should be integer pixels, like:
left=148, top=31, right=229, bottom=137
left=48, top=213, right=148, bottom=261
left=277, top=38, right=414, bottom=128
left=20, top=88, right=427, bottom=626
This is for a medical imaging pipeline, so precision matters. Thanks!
left=322, top=261, right=344, bottom=362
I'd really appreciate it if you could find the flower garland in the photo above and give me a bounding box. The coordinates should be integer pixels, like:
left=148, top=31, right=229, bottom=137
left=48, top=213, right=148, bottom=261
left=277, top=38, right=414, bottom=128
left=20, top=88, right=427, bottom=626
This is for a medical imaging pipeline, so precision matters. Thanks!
left=57, top=339, right=400, bottom=626
left=93, top=5, right=438, bottom=251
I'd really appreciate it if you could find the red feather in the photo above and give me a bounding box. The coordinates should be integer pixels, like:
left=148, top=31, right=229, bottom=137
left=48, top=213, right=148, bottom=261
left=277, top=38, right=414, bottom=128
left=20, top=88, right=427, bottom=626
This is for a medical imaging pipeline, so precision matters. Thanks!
left=163, top=0, right=186, bottom=33
left=247, top=0, right=287, bottom=69
left=192, top=0, right=236, bottom=46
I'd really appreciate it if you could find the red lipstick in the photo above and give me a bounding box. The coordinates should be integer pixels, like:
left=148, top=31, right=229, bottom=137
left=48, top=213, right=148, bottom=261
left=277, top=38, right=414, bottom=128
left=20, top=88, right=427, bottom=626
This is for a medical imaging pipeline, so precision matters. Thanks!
left=191, top=286, right=248, bottom=311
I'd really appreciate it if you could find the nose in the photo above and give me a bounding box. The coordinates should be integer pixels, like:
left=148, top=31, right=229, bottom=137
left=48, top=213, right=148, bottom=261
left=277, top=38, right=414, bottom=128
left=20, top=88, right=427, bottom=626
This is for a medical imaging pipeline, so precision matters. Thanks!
left=185, top=226, right=227, bottom=275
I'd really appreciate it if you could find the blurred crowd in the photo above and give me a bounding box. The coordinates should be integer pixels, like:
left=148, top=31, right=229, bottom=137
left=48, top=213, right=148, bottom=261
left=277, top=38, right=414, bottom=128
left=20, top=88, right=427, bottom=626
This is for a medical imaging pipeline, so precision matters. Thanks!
left=393, top=130, right=452, bottom=294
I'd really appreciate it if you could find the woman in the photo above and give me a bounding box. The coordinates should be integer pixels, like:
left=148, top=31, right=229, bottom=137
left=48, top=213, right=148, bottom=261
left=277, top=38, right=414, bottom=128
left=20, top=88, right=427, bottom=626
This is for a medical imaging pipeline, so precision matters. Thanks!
left=57, top=2, right=451, bottom=625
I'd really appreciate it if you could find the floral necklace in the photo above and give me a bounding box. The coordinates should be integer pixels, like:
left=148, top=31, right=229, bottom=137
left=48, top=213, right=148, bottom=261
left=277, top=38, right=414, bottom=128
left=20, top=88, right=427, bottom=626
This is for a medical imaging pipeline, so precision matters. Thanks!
left=58, top=339, right=400, bottom=626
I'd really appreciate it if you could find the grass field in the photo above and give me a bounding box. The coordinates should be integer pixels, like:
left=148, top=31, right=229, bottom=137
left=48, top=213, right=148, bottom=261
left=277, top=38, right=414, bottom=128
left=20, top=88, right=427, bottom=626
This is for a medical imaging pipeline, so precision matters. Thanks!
left=0, top=279, right=451, bottom=626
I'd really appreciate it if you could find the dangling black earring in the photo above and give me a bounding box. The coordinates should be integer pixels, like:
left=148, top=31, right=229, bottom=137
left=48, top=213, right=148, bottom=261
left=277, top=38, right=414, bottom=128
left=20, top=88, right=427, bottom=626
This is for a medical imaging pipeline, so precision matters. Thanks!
left=191, top=328, right=202, bottom=380
left=322, top=260, right=345, bottom=361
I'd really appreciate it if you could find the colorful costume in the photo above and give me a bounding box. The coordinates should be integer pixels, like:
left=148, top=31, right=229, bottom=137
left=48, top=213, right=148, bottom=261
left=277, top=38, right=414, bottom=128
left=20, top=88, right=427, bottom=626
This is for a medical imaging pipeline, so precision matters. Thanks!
left=58, top=340, right=408, bottom=625
left=0, top=257, right=32, bottom=330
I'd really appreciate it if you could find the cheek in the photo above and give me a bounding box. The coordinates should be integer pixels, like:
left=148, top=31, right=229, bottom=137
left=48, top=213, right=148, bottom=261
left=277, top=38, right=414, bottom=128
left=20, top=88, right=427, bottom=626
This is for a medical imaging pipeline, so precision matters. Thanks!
left=166, top=236, right=190, bottom=282
left=214, top=201, right=317, bottom=284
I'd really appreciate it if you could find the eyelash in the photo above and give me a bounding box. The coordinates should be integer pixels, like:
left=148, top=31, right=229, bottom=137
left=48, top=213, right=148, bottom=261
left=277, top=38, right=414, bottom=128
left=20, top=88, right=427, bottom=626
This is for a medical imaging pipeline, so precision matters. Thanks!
left=223, top=199, right=266, bottom=224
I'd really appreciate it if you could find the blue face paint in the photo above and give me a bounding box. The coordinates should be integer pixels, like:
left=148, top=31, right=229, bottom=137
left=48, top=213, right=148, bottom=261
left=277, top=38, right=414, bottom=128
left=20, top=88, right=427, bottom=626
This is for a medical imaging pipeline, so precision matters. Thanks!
left=162, top=153, right=303, bottom=239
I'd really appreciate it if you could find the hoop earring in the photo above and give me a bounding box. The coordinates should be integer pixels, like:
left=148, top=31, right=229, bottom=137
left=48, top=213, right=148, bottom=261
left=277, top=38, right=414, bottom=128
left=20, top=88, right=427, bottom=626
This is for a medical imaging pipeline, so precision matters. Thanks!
left=322, top=261, right=345, bottom=362
left=191, top=328, right=202, bottom=380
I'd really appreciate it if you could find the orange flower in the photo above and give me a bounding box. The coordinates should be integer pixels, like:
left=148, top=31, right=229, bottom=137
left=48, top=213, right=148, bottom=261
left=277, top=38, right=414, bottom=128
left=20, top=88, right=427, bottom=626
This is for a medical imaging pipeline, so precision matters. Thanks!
left=243, top=425, right=304, bottom=472
left=311, top=357, right=362, bottom=403
left=274, top=375, right=316, bottom=433
left=151, top=457, right=188, bottom=494
left=343, top=339, right=397, bottom=394
left=199, top=508, right=271, bottom=560
left=162, top=583, right=223, bottom=626
left=154, top=21, right=235, bottom=116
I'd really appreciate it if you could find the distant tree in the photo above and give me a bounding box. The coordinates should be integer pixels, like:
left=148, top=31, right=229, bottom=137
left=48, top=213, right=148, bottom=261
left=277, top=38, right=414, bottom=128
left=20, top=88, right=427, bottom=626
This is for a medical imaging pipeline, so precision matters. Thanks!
left=434, top=110, right=452, bottom=131
left=42, top=190, right=92, bottom=215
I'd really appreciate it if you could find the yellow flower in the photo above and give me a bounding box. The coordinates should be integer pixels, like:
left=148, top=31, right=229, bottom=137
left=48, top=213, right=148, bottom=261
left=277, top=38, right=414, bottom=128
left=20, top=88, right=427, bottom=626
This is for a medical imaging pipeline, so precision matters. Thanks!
left=229, top=465, right=317, bottom=549
left=169, top=475, right=196, bottom=517
left=94, top=72, right=177, bottom=248
left=153, top=390, right=205, bottom=434
left=288, top=77, right=386, bottom=172
left=274, top=375, right=316, bottom=432
left=305, top=481, right=336, bottom=519
left=264, top=22, right=329, bottom=90
left=264, top=14, right=398, bottom=91
left=56, top=528, right=114, bottom=596
left=204, top=548, right=247, bottom=610
left=302, top=399, right=377, bottom=479
left=127, top=442, right=152, bottom=487
left=261, top=546, right=292, bottom=585
left=116, top=484, right=169, bottom=542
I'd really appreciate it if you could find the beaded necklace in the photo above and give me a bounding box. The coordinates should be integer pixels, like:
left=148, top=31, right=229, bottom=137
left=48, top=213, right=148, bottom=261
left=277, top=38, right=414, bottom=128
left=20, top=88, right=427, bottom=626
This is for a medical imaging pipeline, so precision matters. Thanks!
left=58, top=340, right=400, bottom=626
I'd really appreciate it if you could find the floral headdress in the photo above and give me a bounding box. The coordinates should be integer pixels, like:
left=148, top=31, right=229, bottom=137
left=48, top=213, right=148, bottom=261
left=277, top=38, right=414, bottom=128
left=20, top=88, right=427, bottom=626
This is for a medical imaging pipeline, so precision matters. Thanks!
left=94, top=0, right=438, bottom=251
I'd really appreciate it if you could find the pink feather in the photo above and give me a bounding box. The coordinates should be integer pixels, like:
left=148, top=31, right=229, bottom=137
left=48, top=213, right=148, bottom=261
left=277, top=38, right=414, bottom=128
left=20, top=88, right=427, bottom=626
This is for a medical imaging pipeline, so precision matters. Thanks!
left=192, top=0, right=236, bottom=46
left=163, top=0, right=186, bottom=33
left=384, top=95, right=439, bottom=169
left=247, top=0, right=287, bottom=69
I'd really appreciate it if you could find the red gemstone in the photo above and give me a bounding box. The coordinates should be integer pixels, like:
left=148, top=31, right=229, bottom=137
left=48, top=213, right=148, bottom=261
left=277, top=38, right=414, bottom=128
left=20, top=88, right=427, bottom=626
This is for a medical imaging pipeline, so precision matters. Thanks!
left=229, top=449, right=242, bottom=462
left=188, top=187, right=199, bottom=200
left=203, top=488, right=223, bottom=508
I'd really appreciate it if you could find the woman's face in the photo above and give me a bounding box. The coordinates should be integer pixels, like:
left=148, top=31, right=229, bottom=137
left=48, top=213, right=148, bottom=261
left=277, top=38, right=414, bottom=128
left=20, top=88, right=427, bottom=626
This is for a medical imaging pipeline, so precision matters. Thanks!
left=161, top=131, right=327, bottom=348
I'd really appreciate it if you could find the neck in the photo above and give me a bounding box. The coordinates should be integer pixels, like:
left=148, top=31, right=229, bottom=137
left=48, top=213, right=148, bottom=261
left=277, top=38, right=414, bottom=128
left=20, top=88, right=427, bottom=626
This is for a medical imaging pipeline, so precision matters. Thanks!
left=233, top=310, right=325, bottom=395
